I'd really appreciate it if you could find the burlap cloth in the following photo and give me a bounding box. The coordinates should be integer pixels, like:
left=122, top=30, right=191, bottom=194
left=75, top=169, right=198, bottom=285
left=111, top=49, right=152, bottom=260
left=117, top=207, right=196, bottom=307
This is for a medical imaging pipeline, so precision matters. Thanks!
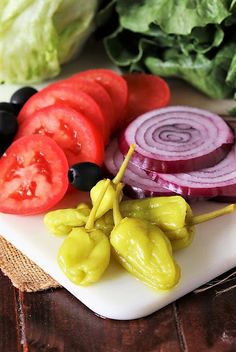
left=0, top=235, right=60, bottom=292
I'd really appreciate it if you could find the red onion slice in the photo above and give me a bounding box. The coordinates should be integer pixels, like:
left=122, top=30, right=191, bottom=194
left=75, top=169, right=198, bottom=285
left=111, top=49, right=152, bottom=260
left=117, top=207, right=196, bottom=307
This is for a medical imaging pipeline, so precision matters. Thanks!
left=119, top=106, right=234, bottom=173
left=104, top=138, right=174, bottom=198
left=211, top=118, right=236, bottom=202
left=156, top=117, right=236, bottom=198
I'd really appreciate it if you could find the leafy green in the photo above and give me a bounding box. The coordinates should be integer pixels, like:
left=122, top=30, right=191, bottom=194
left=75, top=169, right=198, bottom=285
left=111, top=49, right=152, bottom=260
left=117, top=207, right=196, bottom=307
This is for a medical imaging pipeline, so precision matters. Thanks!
left=145, top=43, right=236, bottom=99
left=101, top=0, right=236, bottom=99
left=0, top=0, right=99, bottom=83
left=116, top=0, right=230, bottom=35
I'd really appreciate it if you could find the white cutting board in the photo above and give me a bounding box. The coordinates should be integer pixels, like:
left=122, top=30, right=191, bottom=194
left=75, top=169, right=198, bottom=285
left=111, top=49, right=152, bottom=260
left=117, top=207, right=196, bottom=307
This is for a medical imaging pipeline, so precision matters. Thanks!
left=0, top=39, right=236, bottom=320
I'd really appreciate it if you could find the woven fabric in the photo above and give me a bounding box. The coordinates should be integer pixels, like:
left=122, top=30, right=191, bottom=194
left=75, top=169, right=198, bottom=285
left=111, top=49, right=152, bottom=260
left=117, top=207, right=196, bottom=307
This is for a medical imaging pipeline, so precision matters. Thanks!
left=0, top=235, right=60, bottom=292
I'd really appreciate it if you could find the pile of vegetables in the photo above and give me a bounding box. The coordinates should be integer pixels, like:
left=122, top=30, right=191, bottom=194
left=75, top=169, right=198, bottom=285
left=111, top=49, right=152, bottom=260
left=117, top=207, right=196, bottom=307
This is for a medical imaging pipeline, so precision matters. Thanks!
left=0, top=69, right=171, bottom=215
left=2, top=67, right=236, bottom=215
left=1, top=64, right=236, bottom=291
left=99, top=0, right=236, bottom=99
left=0, top=0, right=99, bottom=83
left=45, top=145, right=236, bottom=290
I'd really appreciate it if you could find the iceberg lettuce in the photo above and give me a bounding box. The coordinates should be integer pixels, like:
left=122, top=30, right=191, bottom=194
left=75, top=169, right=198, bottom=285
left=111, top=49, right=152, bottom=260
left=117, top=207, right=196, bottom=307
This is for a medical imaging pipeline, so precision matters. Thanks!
left=0, top=0, right=98, bottom=83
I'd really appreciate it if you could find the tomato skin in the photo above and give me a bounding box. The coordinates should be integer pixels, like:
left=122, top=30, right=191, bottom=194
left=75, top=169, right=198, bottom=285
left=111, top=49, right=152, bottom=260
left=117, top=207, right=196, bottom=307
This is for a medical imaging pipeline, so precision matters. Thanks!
left=49, top=77, right=114, bottom=141
left=0, top=135, right=69, bottom=215
left=71, top=69, right=128, bottom=132
left=15, top=104, right=105, bottom=167
left=17, top=85, right=109, bottom=144
left=122, top=73, right=170, bottom=124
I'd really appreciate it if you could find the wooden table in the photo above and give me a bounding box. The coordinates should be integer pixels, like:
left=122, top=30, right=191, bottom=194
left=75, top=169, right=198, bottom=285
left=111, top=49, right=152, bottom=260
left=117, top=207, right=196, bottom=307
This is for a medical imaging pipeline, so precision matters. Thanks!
left=1, top=269, right=236, bottom=352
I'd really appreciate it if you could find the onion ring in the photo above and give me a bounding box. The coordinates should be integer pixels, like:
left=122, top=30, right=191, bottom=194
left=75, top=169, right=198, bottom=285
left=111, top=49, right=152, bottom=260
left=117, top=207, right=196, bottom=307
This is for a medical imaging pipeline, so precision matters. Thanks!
left=119, top=106, right=234, bottom=173
left=104, top=139, right=174, bottom=198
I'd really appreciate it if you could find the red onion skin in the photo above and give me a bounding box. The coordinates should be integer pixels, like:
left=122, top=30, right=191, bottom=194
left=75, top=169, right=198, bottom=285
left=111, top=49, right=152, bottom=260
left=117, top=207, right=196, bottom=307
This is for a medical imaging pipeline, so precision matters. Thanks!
left=116, top=115, right=236, bottom=200
left=103, top=138, right=210, bottom=200
left=210, top=118, right=236, bottom=202
left=103, top=166, right=174, bottom=199
left=152, top=118, right=236, bottom=198
left=156, top=177, right=236, bottom=198
left=104, top=138, right=175, bottom=198
left=105, top=114, right=236, bottom=201
left=119, top=106, right=234, bottom=173
left=119, top=131, right=233, bottom=173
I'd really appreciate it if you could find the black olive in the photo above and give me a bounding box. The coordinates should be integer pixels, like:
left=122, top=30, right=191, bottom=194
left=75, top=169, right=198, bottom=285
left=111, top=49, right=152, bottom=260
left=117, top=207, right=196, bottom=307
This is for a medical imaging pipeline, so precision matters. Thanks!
left=10, top=86, right=38, bottom=113
left=0, top=110, right=18, bottom=136
left=68, top=162, right=103, bottom=192
left=0, top=138, right=12, bottom=155
left=0, top=102, right=17, bottom=115
left=0, top=110, right=18, bottom=155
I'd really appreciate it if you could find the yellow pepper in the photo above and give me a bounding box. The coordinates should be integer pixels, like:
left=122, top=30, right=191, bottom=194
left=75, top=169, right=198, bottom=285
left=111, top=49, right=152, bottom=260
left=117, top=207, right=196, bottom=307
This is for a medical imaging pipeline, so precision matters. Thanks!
left=45, top=195, right=192, bottom=243
left=95, top=196, right=192, bottom=245
left=96, top=197, right=235, bottom=250
left=44, top=203, right=91, bottom=236
left=118, top=196, right=194, bottom=251
left=119, top=196, right=192, bottom=239
left=94, top=210, right=114, bottom=236
left=57, top=180, right=111, bottom=286
left=90, top=143, right=135, bottom=219
left=110, top=183, right=180, bottom=291
left=46, top=194, right=235, bottom=252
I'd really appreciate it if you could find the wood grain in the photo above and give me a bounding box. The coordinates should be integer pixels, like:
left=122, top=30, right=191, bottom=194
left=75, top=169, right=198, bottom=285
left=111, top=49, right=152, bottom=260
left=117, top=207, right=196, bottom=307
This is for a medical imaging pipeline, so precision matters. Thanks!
left=176, top=270, right=236, bottom=352
left=0, top=271, right=19, bottom=352
left=21, top=289, right=181, bottom=352
left=1, top=269, right=236, bottom=352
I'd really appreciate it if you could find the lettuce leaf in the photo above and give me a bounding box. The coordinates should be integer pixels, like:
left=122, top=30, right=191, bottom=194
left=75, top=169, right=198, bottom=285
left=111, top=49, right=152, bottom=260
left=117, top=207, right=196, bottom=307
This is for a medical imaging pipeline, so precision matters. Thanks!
left=0, top=0, right=98, bottom=83
left=116, top=0, right=230, bottom=35
left=145, top=43, right=236, bottom=99
left=101, top=0, right=236, bottom=99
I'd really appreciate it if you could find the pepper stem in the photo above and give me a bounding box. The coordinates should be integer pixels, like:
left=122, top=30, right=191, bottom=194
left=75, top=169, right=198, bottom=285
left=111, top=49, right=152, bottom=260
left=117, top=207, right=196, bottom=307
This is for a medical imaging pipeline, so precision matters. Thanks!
left=85, top=179, right=111, bottom=231
left=113, top=182, right=124, bottom=226
left=112, top=144, right=135, bottom=185
left=190, top=204, right=236, bottom=225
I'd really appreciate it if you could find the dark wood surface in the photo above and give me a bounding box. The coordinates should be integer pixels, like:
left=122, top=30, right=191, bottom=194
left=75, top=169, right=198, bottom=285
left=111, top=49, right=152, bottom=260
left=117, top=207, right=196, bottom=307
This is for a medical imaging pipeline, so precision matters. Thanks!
left=1, top=269, right=236, bottom=352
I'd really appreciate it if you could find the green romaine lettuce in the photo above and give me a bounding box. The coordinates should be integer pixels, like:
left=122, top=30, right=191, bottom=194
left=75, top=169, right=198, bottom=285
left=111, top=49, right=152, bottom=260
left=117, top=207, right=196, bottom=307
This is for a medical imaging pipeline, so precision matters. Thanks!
left=100, top=0, right=236, bottom=99
left=0, top=0, right=98, bottom=83
left=116, top=0, right=230, bottom=35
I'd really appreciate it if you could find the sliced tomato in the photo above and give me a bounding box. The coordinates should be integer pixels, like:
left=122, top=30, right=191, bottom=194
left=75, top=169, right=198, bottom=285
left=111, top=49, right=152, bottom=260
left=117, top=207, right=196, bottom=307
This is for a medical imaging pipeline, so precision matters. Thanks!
left=18, top=86, right=109, bottom=144
left=71, top=69, right=128, bottom=132
left=0, top=135, right=69, bottom=215
left=122, top=73, right=170, bottom=124
left=15, top=104, right=105, bottom=167
left=51, top=77, right=115, bottom=137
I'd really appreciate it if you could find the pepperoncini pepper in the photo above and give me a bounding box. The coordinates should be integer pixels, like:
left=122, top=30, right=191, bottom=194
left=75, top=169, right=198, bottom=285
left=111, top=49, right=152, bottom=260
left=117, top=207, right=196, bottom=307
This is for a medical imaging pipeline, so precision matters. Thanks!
left=90, top=143, right=135, bottom=219
left=57, top=180, right=111, bottom=286
left=171, top=203, right=236, bottom=250
left=96, top=197, right=236, bottom=250
left=95, top=196, right=193, bottom=245
left=119, top=196, right=194, bottom=251
left=45, top=194, right=236, bottom=252
left=110, top=183, right=181, bottom=291
left=44, top=203, right=91, bottom=236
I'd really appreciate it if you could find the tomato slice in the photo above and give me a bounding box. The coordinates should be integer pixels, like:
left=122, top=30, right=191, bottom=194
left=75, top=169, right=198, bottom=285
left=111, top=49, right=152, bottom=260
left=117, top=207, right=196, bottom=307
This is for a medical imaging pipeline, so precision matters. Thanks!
left=71, top=69, right=128, bottom=132
left=51, top=77, right=115, bottom=137
left=0, top=135, right=69, bottom=215
left=122, top=73, right=170, bottom=124
left=18, top=86, right=109, bottom=144
left=15, top=104, right=105, bottom=167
